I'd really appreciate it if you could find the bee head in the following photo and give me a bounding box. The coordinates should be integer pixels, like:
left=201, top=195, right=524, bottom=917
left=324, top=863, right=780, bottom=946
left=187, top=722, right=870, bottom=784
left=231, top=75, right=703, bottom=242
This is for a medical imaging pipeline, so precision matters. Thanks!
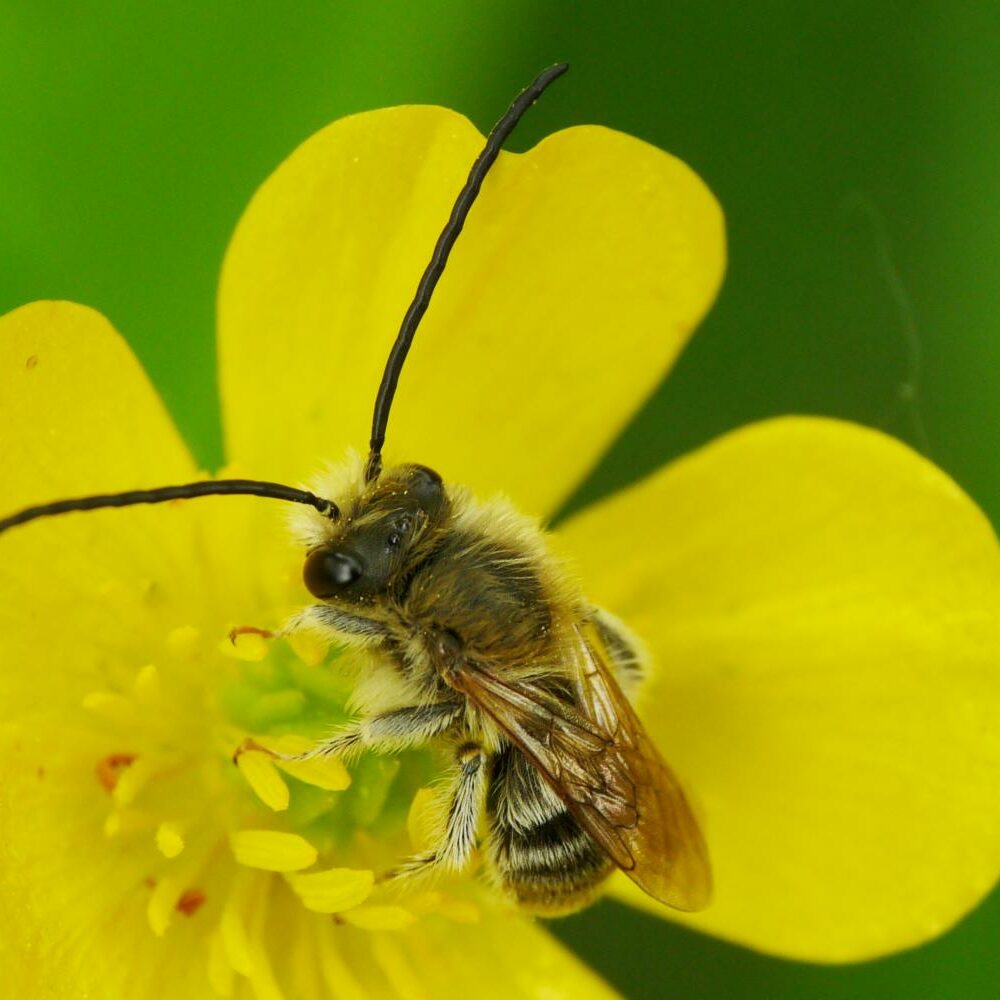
left=303, top=464, right=447, bottom=603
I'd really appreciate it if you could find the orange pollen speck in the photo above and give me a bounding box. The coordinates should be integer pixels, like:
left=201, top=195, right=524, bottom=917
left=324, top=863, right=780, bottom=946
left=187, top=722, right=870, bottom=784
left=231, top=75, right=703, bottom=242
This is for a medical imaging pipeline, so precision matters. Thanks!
left=25, top=354, right=38, bottom=369
left=176, top=889, right=206, bottom=916
left=96, top=753, right=137, bottom=792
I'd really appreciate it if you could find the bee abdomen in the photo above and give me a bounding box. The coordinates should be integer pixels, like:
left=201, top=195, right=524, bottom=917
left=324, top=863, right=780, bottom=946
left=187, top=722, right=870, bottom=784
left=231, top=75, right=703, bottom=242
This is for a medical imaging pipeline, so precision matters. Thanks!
left=486, top=745, right=614, bottom=915
left=489, top=809, right=615, bottom=915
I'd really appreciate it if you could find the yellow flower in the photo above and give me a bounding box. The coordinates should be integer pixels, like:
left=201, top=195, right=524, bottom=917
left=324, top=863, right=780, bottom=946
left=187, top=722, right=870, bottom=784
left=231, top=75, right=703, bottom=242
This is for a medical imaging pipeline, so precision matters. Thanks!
left=2, top=104, right=1000, bottom=998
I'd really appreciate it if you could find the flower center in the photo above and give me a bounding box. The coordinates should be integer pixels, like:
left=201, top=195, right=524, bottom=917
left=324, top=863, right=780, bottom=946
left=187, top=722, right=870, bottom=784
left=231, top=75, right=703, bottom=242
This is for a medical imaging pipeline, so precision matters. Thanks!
left=83, top=616, right=482, bottom=994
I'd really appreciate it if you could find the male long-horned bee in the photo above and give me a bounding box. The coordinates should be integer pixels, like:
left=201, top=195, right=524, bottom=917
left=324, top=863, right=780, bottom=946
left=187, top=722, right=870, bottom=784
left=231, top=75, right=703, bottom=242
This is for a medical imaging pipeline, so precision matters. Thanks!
left=286, top=455, right=711, bottom=913
left=0, top=64, right=711, bottom=914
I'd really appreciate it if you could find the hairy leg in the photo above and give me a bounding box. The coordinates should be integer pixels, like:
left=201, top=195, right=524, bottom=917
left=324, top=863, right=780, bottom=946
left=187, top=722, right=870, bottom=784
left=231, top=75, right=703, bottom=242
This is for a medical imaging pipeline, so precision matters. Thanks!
left=238, top=701, right=463, bottom=764
left=383, top=742, right=487, bottom=881
left=280, top=603, right=390, bottom=645
left=590, top=606, right=648, bottom=699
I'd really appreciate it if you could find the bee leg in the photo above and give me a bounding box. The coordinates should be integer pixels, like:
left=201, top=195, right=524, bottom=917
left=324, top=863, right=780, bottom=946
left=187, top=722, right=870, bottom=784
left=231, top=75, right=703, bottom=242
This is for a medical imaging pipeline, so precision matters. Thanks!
left=243, top=702, right=463, bottom=764
left=590, top=606, right=648, bottom=699
left=278, top=604, right=389, bottom=647
left=382, top=742, right=487, bottom=883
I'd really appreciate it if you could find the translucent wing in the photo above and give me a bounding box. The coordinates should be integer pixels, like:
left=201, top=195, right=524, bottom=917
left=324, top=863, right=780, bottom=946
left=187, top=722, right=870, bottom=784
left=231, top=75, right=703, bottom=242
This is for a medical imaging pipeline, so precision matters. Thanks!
left=449, top=623, right=711, bottom=911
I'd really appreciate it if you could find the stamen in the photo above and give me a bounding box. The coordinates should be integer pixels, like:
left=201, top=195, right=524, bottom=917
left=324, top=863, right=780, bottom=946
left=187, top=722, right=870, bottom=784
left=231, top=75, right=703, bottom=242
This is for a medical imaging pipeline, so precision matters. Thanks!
left=113, top=755, right=173, bottom=806
left=84, top=692, right=141, bottom=728
left=95, top=752, right=136, bottom=793
left=406, top=786, right=440, bottom=852
left=104, top=808, right=154, bottom=837
left=132, top=664, right=162, bottom=704
left=287, top=631, right=327, bottom=666
left=167, top=625, right=202, bottom=657
left=176, top=888, right=207, bottom=917
left=155, top=821, right=186, bottom=858
left=254, top=734, right=351, bottom=791
left=236, top=751, right=291, bottom=811
left=215, top=870, right=285, bottom=995
left=439, top=898, right=480, bottom=924
left=229, top=830, right=318, bottom=871
left=412, top=891, right=481, bottom=925
left=246, top=947, right=283, bottom=1000
left=80, top=590, right=478, bottom=977
left=370, top=935, right=422, bottom=999
left=148, top=876, right=184, bottom=936
left=147, top=868, right=203, bottom=936
left=220, top=630, right=271, bottom=662
left=229, top=625, right=275, bottom=645
left=207, top=930, right=234, bottom=997
left=276, top=754, right=351, bottom=792
left=315, top=922, right=368, bottom=999
left=342, top=905, right=417, bottom=931
left=220, top=874, right=255, bottom=977
left=284, top=867, right=375, bottom=913
left=243, top=880, right=284, bottom=999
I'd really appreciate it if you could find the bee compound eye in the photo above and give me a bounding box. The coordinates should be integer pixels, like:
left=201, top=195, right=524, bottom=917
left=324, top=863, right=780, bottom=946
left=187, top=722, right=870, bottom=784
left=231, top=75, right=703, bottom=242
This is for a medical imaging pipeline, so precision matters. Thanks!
left=303, top=548, right=364, bottom=599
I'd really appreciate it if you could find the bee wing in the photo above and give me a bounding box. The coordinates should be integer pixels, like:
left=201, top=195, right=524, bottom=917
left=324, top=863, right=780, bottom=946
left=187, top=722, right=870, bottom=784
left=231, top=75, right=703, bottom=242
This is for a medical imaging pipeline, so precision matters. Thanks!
left=450, top=624, right=711, bottom=911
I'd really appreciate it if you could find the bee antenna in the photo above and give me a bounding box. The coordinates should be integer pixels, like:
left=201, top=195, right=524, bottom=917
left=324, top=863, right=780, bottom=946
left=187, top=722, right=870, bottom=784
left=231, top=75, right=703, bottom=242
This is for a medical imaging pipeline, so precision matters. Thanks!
left=0, top=479, right=340, bottom=536
left=364, top=62, right=569, bottom=483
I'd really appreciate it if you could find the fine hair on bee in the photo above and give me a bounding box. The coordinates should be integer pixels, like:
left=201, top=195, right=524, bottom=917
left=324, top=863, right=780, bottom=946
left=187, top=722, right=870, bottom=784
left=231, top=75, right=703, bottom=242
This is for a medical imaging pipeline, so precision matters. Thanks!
left=0, top=63, right=712, bottom=915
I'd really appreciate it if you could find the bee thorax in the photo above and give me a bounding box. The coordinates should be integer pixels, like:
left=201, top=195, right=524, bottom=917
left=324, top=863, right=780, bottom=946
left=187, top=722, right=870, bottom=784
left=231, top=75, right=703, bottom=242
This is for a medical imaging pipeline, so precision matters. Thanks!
left=402, top=530, right=557, bottom=665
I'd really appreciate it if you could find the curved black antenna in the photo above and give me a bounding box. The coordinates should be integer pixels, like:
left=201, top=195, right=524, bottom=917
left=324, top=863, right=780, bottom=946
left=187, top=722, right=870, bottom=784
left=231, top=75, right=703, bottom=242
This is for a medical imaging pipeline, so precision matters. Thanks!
left=365, top=62, right=569, bottom=482
left=0, top=479, right=340, bottom=536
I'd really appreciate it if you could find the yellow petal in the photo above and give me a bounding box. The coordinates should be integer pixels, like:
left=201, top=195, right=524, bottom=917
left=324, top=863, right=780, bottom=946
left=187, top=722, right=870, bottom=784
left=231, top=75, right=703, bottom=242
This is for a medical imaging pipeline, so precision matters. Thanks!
left=229, top=830, right=317, bottom=871
left=559, top=416, right=1000, bottom=961
left=219, top=106, right=724, bottom=518
left=389, top=906, right=619, bottom=999
left=0, top=303, right=200, bottom=716
left=236, top=751, right=290, bottom=811
left=284, top=867, right=374, bottom=913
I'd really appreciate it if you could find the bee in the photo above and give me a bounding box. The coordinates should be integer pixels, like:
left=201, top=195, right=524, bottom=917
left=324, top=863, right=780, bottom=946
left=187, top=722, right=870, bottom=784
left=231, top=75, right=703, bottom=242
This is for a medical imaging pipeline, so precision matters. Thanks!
left=0, top=64, right=711, bottom=914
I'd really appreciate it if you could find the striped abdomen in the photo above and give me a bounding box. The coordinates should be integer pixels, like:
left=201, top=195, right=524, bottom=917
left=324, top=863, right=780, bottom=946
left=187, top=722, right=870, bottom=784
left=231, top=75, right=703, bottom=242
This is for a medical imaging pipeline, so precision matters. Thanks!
left=485, top=742, right=614, bottom=914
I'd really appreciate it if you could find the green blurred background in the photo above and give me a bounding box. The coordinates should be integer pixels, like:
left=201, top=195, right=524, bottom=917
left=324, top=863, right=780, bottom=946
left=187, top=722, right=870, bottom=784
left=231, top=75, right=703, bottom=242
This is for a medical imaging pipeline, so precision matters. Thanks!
left=3, top=2, right=999, bottom=996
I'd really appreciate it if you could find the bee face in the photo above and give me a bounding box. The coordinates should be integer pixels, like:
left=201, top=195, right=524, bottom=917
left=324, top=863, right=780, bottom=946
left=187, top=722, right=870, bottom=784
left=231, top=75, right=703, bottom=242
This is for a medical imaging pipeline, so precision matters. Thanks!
left=303, top=463, right=447, bottom=603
